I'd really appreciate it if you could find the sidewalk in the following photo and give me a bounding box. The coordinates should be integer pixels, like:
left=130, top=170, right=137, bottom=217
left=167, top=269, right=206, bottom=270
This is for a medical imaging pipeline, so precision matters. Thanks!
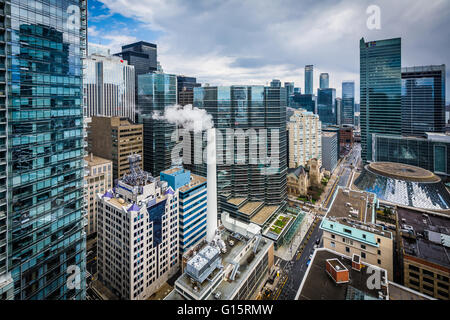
left=275, top=210, right=316, bottom=261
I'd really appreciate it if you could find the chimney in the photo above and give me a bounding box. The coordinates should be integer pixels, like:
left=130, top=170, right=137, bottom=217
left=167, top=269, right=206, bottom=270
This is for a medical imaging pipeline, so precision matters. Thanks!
left=90, top=153, right=93, bottom=161
left=206, top=128, right=218, bottom=242
left=352, top=254, right=362, bottom=271
left=326, top=258, right=349, bottom=284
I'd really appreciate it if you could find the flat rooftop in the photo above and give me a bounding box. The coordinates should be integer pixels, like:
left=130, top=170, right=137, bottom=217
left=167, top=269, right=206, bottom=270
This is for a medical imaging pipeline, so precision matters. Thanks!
left=388, top=282, right=433, bottom=300
left=179, top=173, right=206, bottom=193
left=171, top=228, right=273, bottom=300
left=297, top=249, right=388, bottom=300
left=397, top=207, right=450, bottom=268
left=368, top=162, right=440, bottom=183
left=327, top=187, right=376, bottom=223
left=238, top=201, right=263, bottom=216
left=227, top=198, right=247, bottom=206
left=250, top=205, right=279, bottom=226
left=85, top=155, right=111, bottom=166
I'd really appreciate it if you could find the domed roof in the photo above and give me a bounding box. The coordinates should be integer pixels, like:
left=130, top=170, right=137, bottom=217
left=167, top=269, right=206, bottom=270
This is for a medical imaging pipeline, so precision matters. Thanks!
left=354, top=162, right=450, bottom=211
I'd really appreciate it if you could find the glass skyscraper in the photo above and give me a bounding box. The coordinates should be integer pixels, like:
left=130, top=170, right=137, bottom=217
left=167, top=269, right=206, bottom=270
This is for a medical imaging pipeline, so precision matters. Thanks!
left=305, top=65, right=313, bottom=95
left=360, top=37, right=402, bottom=163
left=342, top=81, right=355, bottom=125
left=192, top=85, right=287, bottom=208
left=137, top=72, right=177, bottom=176
left=2, top=0, right=87, bottom=300
left=319, top=73, right=329, bottom=89
left=317, top=88, right=336, bottom=126
left=401, top=65, right=446, bottom=136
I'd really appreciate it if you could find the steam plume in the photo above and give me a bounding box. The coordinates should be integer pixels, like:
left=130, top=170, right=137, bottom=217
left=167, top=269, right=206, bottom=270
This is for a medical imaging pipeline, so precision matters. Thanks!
left=152, top=104, right=214, bottom=133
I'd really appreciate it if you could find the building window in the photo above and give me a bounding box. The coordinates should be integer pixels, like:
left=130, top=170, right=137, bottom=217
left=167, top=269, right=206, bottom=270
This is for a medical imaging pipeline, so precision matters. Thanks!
left=361, top=252, right=366, bottom=259
left=377, top=249, right=381, bottom=255
left=331, top=234, right=335, bottom=239
left=361, top=244, right=366, bottom=250
left=331, top=241, right=335, bottom=248
left=377, top=259, right=381, bottom=265
left=345, top=247, right=350, bottom=253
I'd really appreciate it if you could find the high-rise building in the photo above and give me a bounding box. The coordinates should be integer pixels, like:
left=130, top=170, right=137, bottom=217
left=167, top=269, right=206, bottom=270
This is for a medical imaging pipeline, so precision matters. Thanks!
left=160, top=168, right=207, bottom=254
left=137, top=72, right=177, bottom=176
left=319, top=73, right=329, bottom=89
left=317, top=88, right=337, bottom=125
left=291, top=93, right=316, bottom=113
left=401, top=65, right=446, bottom=136
left=84, top=154, right=112, bottom=239
left=360, top=37, right=402, bottom=163
left=342, top=81, right=355, bottom=125
left=83, top=53, right=136, bottom=121
left=270, top=79, right=281, bottom=87
left=87, top=116, right=143, bottom=181
left=305, top=65, right=314, bottom=95
left=335, top=97, right=342, bottom=126
left=321, top=131, right=338, bottom=172
left=284, top=82, right=295, bottom=107
left=96, top=155, right=179, bottom=300
left=191, top=85, right=287, bottom=225
left=1, top=0, right=88, bottom=300
left=288, top=109, right=322, bottom=168
left=177, top=76, right=200, bottom=106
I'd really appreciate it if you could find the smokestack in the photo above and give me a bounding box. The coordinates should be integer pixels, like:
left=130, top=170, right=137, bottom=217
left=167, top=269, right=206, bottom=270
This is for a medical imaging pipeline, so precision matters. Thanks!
left=206, top=128, right=218, bottom=242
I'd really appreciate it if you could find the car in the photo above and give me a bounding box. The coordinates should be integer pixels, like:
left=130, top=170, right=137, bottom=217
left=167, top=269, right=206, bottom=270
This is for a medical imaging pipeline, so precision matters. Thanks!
left=315, top=238, right=321, bottom=245
left=306, top=259, right=311, bottom=266
left=309, top=254, right=313, bottom=260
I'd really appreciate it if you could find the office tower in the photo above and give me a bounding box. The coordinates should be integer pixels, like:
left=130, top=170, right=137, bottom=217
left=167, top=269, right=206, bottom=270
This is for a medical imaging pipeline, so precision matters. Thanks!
left=321, top=131, right=338, bottom=172
left=192, top=85, right=287, bottom=225
left=401, top=65, right=446, bottom=136
left=83, top=53, right=136, bottom=121
left=305, top=65, right=314, bottom=95
left=284, top=82, right=294, bottom=106
left=291, top=93, right=316, bottom=113
left=177, top=76, right=200, bottom=106
left=270, top=79, right=281, bottom=87
left=160, top=168, right=207, bottom=253
left=335, top=97, right=342, bottom=126
left=342, top=81, right=355, bottom=125
left=1, top=0, right=88, bottom=300
left=319, top=73, right=329, bottom=89
left=87, top=116, right=143, bottom=181
left=137, top=72, right=177, bottom=176
left=84, top=154, right=112, bottom=239
left=360, top=37, right=402, bottom=163
left=317, top=88, right=337, bottom=125
left=288, top=109, right=322, bottom=168
left=97, top=155, right=179, bottom=300
left=372, top=132, right=450, bottom=176
left=355, top=103, right=360, bottom=113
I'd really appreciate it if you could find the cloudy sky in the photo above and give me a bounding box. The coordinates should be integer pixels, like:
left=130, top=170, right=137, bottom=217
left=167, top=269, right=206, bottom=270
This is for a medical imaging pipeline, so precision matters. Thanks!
left=88, top=0, right=450, bottom=103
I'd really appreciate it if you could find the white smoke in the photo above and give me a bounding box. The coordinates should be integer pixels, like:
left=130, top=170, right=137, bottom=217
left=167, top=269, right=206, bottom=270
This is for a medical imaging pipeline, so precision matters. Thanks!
left=152, top=104, right=214, bottom=133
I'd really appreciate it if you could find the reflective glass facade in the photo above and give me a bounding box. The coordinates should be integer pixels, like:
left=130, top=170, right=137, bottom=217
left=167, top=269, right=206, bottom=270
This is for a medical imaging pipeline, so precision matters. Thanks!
left=137, top=72, right=177, bottom=176
left=317, top=88, right=336, bottom=126
left=192, top=85, right=287, bottom=208
left=319, top=73, right=329, bottom=89
left=372, top=133, right=450, bottom=176
left=360, top=37, right=402, bottom=163
left=4, top=0, right=87, bottom=299
left=401, top=65, right=446, bottom=136
left=342, top=81, right=355, bottom=125
left=305, top=65, right=313, bottom=95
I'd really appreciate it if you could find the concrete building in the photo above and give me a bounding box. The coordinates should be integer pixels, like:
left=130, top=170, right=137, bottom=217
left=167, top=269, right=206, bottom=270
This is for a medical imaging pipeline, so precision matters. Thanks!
left=83, top=53, right=136, bottom=121
left=320, top=187, right=395, bottom=280
left=84, top=154, right=113, bottom=239
left=87, top=116, right=143, bottom=181
left=160, top=167, right=208, bottom=254
left=288, top=109, right=322, bottom=168
left=296, top=248, right=432, bottom=300
left=321, top=131, right=338, bottom=172
left=177, top=76, right=200, bottom=106
left=166, top=214, right=274, bottom=300
left=396, top=206, right=450, bottom=300
left=287, top=158, right=323, bottom=198
left=96, top=155, right=179, bottom=300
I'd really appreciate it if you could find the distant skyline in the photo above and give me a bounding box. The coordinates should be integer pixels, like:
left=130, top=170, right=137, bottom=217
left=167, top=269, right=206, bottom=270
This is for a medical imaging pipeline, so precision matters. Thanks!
left=88, top=0, right=450, bottom=103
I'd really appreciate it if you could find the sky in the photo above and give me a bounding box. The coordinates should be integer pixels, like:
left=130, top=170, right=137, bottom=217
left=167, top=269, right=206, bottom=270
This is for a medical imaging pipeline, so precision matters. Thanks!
left=88, top=0, right=450, bottom=104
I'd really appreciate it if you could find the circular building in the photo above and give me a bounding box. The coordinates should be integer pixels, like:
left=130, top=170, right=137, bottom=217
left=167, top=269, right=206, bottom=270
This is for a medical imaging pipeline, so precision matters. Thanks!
left=354, top=162, right=450, bottom=211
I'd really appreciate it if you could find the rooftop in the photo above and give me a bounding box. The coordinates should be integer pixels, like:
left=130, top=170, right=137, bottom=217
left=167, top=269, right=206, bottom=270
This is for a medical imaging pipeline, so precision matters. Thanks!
left=179, top=174, right=207, bottom=193
left=238, top=201, right=263, bottom=216
left=388, top=282, right=434, bottom=300
left=368, top=162, right=440, bottom=183
left=397, top=206, right=450, bottom=268
left=170, top=228, right=273, bottom=300
left=85, top=154, right=111, bottom=167
left=327, top=187, right=376, bottom=223
left=227, top=198, right=247, bottom=206
left=297, top=248, right=388, bottom=300
left=322, top=131, right=337, bottom=138
left=250, top=205, right=280, bottom=226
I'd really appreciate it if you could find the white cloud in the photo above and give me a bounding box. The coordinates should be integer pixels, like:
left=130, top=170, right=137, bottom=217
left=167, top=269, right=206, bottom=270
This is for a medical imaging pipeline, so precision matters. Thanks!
left=94, top=0, right=450, bottom=101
